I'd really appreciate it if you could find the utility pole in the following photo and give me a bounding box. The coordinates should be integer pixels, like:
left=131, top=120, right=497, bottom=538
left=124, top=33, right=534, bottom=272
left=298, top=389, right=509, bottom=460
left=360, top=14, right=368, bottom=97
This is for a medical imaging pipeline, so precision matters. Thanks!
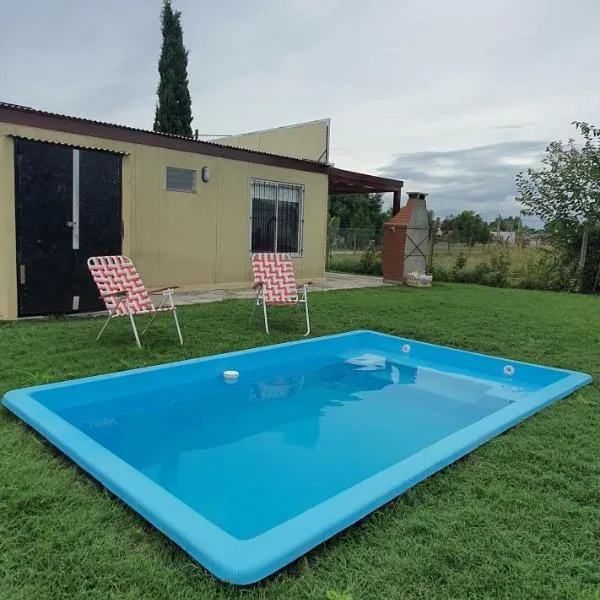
left=496, top=199, right=500, bottom=235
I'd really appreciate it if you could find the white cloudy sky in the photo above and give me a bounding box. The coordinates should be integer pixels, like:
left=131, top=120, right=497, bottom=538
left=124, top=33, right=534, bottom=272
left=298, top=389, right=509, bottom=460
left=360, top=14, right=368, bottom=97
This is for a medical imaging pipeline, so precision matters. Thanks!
left=1, top=0, right=599, bottom=219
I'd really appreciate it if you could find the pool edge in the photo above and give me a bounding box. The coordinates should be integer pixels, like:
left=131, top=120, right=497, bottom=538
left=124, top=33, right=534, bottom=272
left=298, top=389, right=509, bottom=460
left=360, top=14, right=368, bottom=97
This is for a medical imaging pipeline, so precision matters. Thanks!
left=1, top=331, right=593, bottom=585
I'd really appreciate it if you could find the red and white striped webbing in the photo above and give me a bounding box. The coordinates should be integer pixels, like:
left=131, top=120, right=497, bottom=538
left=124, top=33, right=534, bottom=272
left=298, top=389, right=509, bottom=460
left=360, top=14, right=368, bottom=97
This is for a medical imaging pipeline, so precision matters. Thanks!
left=251, top=253, right=299, bottom=304
left=87, top=255, right=154, bottom=316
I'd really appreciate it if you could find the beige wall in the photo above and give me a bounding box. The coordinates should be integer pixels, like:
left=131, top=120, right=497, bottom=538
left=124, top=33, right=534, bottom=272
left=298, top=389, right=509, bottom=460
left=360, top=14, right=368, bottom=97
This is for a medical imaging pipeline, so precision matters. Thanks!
left=0, top=134, right=17, bottom=320
left=214, top=119, right=330, bottom=163
left=0, top=122, right=328, bottom=319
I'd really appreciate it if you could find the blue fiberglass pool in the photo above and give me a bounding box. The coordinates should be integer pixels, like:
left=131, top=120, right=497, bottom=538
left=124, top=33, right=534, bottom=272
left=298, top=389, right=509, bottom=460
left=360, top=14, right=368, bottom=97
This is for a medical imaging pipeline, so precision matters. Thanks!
left=2, top=331, right=591, bottom=584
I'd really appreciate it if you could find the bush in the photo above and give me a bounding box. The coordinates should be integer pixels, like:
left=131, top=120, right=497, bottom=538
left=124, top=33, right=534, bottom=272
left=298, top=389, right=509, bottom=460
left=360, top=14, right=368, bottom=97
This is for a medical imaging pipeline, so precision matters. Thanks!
left=431, top=263, right=452, bottom=282
left=452, top=252, right=468, bottom=273
left=360, top=242, right=380, bottom=274
left=327, top=245, right=382, bottom=276
left=485, top=251, right=511, bottom=287
left=433, top=250, right=511, bottom=287
left=514, top=248, right=576, bottom=291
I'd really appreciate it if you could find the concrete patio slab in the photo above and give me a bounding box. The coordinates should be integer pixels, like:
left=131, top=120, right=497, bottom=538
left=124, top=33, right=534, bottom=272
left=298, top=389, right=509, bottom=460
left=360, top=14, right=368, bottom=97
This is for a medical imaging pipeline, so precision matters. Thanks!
left=166, top=272, right=388, bottom=306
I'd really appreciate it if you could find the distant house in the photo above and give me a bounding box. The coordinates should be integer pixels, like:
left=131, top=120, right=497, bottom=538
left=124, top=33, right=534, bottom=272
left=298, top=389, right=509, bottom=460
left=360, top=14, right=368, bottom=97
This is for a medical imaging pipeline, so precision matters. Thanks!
left=522, top=234, right=546, bottom=248
left=490, top=231, right=516, bottom=245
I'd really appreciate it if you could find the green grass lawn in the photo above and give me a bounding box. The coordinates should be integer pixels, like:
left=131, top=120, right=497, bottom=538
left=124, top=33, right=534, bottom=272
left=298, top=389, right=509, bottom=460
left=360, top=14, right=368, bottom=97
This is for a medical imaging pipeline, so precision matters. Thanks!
left=1, top=284, right=599, bottom=600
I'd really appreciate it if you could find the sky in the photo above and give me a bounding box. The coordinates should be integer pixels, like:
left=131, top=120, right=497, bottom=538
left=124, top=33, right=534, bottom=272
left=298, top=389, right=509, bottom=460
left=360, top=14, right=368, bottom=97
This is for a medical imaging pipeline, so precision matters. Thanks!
left=1, top=0, right=599, bottom=221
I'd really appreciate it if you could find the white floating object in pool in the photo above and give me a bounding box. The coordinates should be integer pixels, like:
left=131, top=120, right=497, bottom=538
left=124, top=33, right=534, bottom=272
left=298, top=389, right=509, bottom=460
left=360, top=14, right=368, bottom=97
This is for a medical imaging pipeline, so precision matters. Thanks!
left=503, top=365, right=515, bottom=377
left=223, top=370, right=240, bottom=382
left=402, top=344, right=411, bottom=353
left=346, top=353, right=386, bottom=370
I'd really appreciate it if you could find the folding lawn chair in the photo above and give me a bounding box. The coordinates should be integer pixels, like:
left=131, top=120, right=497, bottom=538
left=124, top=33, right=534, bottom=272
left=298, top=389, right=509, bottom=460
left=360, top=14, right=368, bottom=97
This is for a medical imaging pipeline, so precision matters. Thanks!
left=250, top=253, right=310, bottom=336
left=87, top=255, right=183, bottom=348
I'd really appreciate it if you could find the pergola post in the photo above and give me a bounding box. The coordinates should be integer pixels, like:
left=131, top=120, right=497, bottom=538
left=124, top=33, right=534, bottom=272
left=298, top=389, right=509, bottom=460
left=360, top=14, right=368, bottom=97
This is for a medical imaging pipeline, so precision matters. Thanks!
left=392, top=191, right=401, bottom=216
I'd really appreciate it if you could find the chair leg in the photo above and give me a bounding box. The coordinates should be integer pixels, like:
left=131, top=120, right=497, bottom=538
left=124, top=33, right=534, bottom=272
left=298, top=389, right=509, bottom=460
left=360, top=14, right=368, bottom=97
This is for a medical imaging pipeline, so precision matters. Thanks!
left=128, top=313, right=142, bottom=348
left=172, top=309, right=183, bottom=346
left=262, top=300, right=269, bottom=333
left=96, top=312, right=113, bottom=341
left=303, top=296, right=311, bottom=337
left=141, top=311, right=158, bottom=335
left=250, top=298, right=258, bottom=323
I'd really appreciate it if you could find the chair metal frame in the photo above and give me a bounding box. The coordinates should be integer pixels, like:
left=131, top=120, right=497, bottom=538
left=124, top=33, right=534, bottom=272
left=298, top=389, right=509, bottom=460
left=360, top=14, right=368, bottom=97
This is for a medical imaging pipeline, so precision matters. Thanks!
left=87, top=256, right=183, bottom=348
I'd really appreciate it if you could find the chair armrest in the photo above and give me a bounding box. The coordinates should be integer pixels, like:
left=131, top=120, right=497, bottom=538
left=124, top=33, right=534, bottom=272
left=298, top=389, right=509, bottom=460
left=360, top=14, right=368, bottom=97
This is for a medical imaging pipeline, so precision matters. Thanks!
left=149, top=286, right=180, bottom=294
left=100, top=290, right=128, bottom=300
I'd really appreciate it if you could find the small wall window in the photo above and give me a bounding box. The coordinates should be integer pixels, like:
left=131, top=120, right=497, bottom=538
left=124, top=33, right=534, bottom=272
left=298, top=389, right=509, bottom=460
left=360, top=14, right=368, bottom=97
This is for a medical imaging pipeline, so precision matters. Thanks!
left=250, top=179, right=303, bottom=255
left=166, top=167, right=196, bottom=192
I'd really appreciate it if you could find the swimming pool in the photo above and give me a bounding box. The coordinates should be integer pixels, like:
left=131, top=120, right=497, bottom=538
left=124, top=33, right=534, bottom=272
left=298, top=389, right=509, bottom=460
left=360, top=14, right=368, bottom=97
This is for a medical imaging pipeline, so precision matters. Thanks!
left=2, top=330, right=591, bottom=584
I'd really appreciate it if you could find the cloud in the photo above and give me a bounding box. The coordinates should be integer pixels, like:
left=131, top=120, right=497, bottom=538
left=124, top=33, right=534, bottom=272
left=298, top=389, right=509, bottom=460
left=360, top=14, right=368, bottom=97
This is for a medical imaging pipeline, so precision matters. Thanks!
left=492, top=125, right=525, bottom=130
left=380, top=141, right=547, bottom=220
left=1, top=0, right=599, bottom=217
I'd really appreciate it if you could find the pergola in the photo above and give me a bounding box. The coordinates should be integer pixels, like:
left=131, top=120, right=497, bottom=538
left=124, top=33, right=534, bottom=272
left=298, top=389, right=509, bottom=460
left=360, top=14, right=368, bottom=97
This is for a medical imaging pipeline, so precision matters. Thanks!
left=328, top=167, right=404, bottom=215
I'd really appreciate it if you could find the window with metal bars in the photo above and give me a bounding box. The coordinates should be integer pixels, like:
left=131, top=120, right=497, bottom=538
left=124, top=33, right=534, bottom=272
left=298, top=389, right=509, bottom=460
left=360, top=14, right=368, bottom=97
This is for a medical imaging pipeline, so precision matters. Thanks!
left=250, top=179, right=303, bottom=255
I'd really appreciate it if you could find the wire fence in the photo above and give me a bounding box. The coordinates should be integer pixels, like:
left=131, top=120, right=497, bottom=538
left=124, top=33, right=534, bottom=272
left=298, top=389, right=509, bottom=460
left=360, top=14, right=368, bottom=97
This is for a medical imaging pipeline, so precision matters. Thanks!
left=328, top=228, right=384, bottom=254
left=432, top=241, right=546, bottom=274
left=326, top=227, right=551, bottom=275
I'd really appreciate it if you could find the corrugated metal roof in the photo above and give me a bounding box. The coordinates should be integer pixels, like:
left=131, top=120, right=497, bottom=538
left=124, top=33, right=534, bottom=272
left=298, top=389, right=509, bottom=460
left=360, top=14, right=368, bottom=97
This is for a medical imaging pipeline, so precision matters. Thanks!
left=0, top=102, right=328, bottom=171
left=10, top=134, right=129, bottom=155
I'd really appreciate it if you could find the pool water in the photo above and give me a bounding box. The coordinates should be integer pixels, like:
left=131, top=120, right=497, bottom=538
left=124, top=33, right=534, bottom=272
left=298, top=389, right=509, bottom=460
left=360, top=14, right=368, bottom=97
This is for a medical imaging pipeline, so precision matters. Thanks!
left=2, top=331, right=591, bottom=584
left=62, top=355, right=513, bottom=540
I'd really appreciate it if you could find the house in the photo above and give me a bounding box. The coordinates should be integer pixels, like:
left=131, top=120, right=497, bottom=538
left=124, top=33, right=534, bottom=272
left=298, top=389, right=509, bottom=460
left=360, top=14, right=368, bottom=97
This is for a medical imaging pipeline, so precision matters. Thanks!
left=522, top=234, right=546, bottom=248
left=490, top=231, right=516, bottom=245
left=0, top=102, right=403, bottom=319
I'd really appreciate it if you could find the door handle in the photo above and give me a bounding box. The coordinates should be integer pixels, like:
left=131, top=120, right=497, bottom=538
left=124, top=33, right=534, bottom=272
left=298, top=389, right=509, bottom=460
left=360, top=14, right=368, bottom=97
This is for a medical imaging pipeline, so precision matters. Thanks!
left=19, top=264, right=26, bottom=285
left=66, top=221, right=74, bottom=228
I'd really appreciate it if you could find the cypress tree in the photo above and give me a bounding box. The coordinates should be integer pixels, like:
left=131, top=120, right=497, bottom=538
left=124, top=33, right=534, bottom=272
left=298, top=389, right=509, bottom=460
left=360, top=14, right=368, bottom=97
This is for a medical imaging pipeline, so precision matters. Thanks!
left=153, top=0, right=193, bottom=137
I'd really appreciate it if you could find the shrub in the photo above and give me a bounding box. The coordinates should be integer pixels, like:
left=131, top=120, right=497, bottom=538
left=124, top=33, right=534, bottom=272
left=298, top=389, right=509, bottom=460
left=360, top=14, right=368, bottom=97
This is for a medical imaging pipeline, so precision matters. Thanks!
left=432, top=263, right=452, bottom=282
left=514, top=248, right=576, bottom=291
left=434, top=251, right=511, bottom=287
left=453, top=252, right=468, bottom=273
left=327, top=245, right=382, bottom=276
left=359, top=242, right=382, bottom=275
left=485, top=251, right=511, bottom=287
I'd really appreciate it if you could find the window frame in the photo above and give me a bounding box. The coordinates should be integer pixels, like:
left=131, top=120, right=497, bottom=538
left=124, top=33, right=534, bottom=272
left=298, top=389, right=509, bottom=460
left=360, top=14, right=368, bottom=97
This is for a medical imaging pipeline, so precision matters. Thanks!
left=249, top=179, right=304, bottom=257
left=165, top=166, right=197, bottom=193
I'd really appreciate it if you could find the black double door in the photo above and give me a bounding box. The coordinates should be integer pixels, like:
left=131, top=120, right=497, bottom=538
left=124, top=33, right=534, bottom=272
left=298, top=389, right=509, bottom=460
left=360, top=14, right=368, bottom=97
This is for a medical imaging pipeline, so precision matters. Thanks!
left=15, top=139, right=122, bottom=316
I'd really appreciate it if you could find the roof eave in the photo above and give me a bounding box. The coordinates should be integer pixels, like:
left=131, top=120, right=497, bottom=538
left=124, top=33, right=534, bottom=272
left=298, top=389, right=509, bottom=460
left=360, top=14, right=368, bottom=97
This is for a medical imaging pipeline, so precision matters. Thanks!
left=0, top=103, right=329, bottom=174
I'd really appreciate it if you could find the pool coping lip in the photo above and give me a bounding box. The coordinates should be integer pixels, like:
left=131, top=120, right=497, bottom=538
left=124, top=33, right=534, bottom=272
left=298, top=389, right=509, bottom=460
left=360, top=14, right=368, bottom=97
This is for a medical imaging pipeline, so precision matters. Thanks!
left=2, top=330, right=593, bottom=584
left=5, top=329, right=369, bottom=395
left=4, top=329, right=588, bottom=395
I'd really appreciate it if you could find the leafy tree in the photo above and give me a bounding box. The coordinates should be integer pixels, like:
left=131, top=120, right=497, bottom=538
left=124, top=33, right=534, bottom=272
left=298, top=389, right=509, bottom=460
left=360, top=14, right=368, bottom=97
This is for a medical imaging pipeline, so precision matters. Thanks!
left=326, top=215, right=341, bottom=264
left=440, top=216, right=454, bottom=233
left=426, top=210, right=439, bottom=272
left=328, top=194, right=385, bottom=230
left=153, top=0, right=193, bottom=137
left=439, top=215, right=456, bottom=253
left=427, top=210, right=440, bottom=234
left=489, top=215, right=522, bottom=232
left=516, top=121, right=600, bottom=291
left=452, top=211, right=490, bottom=246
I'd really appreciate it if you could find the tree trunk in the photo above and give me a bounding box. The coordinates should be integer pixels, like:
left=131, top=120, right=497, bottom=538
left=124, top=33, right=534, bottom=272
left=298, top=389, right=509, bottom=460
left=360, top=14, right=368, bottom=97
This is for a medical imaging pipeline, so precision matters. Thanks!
left=576, top=221, right=591, bottom=292
left=592, top=260, right=600, bottom=293
left=427, top=228, right=435, bottom=274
